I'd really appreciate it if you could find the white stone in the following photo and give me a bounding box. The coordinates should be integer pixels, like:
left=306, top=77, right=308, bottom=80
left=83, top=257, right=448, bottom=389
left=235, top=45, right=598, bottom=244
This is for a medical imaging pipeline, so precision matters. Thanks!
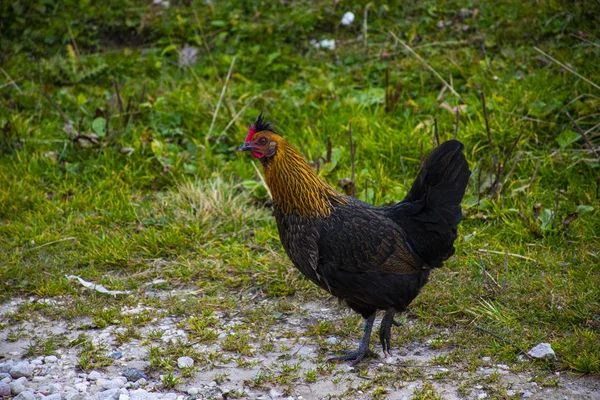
left=9, top=362, right=33, bottom=378
left=341, top=11, right=355, bottom=26
left=44, top=356, right=58, bottom=363
left=119, top=394, right=130, bottom=400
left=522, top=391, right=533, bottom=398
left=45, top=394, right=62, bottom=400
left=0, top=383, right=10, bottom=397
left=326, top=337, right=340, bottom=345
left=10, top=381, right=26, bottom=395
left=99, top=377, right=126, bottom=389
left=187, top=388, right=199, bottom=395
left=270, top=388, right=282, bottom=398
left=528, top=343, right=556, bottom=360
left=97, top=388, right=121, bottom=400
left=0, top=360, right=14, bottom=373
left=176, top=357, right=194, bottom=369
left=74, top=383, right=88, bottom=392
left=13, top=392, right=36, bottom=400
left=88, top=370, right=103, bottom=380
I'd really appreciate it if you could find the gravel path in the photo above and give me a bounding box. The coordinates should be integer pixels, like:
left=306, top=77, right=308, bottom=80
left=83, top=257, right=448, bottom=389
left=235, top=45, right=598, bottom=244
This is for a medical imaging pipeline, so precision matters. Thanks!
left=1, top=295, right=599, bottom=400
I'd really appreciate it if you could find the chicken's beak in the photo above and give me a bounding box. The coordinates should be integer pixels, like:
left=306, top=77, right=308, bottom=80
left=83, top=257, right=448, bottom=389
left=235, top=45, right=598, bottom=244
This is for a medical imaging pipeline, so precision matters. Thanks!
left=238, top=142, right=254, bottom=152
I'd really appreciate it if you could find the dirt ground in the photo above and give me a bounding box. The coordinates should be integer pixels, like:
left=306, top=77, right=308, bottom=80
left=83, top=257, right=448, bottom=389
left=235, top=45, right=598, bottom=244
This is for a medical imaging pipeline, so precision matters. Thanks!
left=1, top=294, right=599, bottom=400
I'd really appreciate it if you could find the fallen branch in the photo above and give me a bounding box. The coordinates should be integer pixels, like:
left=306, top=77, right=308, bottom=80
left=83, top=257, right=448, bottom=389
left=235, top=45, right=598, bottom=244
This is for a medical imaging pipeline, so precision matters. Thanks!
left=478, top=248, right=538, bottom=263
left=475, top=326, right=533, bottom=360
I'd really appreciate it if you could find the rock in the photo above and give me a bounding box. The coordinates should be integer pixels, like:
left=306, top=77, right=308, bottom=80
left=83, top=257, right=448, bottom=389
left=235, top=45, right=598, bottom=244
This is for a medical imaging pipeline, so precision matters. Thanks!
left=10, top=381, right=26, bottom=395
left=88, top=371, right=103, bottom=381
left=97, top=388, right=121, bottom=400
left=98, top=378, right=126, bottom=389
left=122, top=368, right=147, bottom=382
left=38, top=383, right=59, bottom=395
left=325, top=337, right=340, bottom=345
left=0, top=382, right=10, bottom=397
left=522, top=391, right=533, bottom=398
left=135, top=378, right=147, bottom=387
left=187, top=388, right=199, bottom=395
left=528, top=343, right=556, bottom=360
left=65, top=392, right=86, bottom=400
left=269, top=388, right=282, bottom=398
left=44, top=356, right=58, bottom=363
left=109, top=352, right=123, bottom=359
left=341, top=11, right=355, bottom=26
left=74, top=382, right=88, bottom=392
left=0, top=372, right=9, bottom=380
left=162, top=394, right=177, bottom=400
left=0, top=360, right=14, bottom=373
left=44, top=394, right=62, bottom=400
left=507, top=390, right=515, bottom=396
left=9, top=362, right=33, bottom=379
left=176, top=356, right=194, bottom=369
left=130, top=388, right=157, bottom=400
left=13, top=392, right=36, bottom=400
left=119, top=394, right=130, bottom=400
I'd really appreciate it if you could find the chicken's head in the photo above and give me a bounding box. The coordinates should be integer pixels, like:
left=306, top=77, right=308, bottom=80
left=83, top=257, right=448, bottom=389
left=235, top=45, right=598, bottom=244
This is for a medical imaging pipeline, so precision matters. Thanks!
left=238, top=113, right=280, bottom=159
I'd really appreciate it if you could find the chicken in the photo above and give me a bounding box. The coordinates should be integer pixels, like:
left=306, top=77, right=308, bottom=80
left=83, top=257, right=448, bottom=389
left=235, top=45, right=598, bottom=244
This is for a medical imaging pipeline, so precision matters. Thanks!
left=239, top=113, right=471, bottom=365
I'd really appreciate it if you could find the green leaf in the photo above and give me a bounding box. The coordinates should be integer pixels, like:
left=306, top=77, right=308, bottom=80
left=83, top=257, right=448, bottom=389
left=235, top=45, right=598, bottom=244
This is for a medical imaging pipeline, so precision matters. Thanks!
left=91, top=117, right=106, bottom=137
left=556, top=130, right=580, bottom=149
left=161, top=44, right=178, bottom=56
left=539, top=208, right=553, bottom=231
left=576, top=205, right=594, bottom=216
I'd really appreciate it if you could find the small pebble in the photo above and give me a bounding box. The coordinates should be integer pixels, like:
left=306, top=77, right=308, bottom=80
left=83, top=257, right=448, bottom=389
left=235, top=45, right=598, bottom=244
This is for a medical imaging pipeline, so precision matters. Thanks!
left=10, top=381, right=26, bottom=395
left=0, top=360, right=14, bottom=373
left=123, top=368, right=148, bottom=382
left=44, top=356, right=58, bottom=363
left=177, top=356, right=194, bottom=369
left=13, top=392, right=36, bottom=400
left=0, top=383, right=10, bottom=397
left=9, top=362, right=33, bottom=379
left=325, top=337, right=340, bottom=345
left=88, top=370, right=103, bottom=381
left=98, top=377, right=126, bottom=389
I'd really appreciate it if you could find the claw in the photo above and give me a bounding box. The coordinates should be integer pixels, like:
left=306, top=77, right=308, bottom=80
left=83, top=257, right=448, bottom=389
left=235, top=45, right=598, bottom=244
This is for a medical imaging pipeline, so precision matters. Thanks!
left=329, top=313, right=376, bottom=366
left=379, top=308, right=397, bottom=355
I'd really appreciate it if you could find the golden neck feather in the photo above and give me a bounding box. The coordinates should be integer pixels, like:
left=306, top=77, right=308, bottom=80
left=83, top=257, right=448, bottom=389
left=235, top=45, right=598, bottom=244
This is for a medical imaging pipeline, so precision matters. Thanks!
left=262, top=139, right=347, bottom=217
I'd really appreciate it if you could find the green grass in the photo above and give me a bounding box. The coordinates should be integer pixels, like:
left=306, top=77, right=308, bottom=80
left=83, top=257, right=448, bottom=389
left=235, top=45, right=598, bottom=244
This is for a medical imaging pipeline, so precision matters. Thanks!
left=1, top=0, right=599, bottom=379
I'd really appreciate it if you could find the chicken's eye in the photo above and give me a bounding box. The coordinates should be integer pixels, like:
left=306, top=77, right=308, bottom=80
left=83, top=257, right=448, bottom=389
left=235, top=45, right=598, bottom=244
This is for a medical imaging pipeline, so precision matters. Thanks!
left=258, top=137, right=267, bottom=145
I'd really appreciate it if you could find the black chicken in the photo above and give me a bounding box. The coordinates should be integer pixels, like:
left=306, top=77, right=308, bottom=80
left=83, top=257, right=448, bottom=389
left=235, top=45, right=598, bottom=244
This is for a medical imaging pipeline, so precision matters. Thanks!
left=239, top=114, right=471, bottom=364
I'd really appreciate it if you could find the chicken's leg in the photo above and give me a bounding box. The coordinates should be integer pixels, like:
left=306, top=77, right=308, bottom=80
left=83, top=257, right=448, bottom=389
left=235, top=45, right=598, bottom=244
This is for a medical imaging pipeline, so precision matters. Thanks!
left=379, top=308, right=397, bottom=356
left=329, top=313, right=377, bottom=365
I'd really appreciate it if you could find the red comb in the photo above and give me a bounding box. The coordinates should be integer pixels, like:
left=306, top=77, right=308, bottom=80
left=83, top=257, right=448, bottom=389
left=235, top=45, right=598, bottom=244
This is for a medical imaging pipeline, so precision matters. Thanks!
left=245, top=124, right=257, bottom=142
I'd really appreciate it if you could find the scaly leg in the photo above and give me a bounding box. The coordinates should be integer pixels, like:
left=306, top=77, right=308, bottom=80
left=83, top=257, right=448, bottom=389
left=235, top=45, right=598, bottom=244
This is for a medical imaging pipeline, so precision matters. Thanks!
left=328, top=313, right=377, bottom=366
left=379, top=308, right=397, bottom=356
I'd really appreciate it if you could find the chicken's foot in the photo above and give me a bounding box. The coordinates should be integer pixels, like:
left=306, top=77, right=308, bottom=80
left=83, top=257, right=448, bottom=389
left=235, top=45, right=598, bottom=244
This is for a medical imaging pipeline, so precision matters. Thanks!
left=328, top=313, right=376, bottom=366
left=379, top=308, right=397, bottom=356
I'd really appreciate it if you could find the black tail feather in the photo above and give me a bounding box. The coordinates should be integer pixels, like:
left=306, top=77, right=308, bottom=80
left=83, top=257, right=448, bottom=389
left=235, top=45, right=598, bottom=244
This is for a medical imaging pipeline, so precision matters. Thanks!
left=386, top=140, right=470, bottom=268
